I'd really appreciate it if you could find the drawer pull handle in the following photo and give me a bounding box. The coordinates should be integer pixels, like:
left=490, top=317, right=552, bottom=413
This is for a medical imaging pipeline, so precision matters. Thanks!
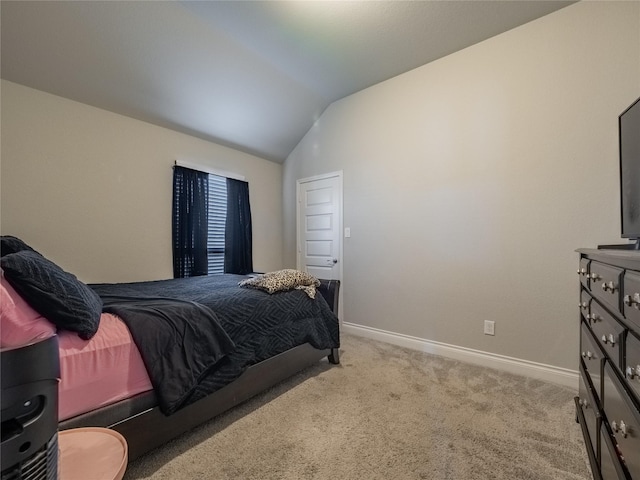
left=624, top=293, right=640, bottom=309
left=588, top=313, right=600, bottom=322
left=612, top=420, right=629, bottom=438
left=581, top=350, right=593, bottom=359
left=579, top=301, right=588, bottom=309
left=590, top=273, right=601, bottom=281
left=602, top=281, right=617, bottom=293
left=601, top=333, right=616, bottom=346
left=627, top=365, right=640, bottom=380
left=579, top=398, right=589, bottom=408
left=577, top=268, right=587, bottom=276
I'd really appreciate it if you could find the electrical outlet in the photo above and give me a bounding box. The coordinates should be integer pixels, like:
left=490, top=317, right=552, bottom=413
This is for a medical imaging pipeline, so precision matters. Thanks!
left=484, top=320, right=495, bottom=336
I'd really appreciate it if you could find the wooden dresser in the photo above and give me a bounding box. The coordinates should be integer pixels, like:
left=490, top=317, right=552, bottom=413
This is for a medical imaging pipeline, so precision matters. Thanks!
left=576, top=248, right=640, bottom=479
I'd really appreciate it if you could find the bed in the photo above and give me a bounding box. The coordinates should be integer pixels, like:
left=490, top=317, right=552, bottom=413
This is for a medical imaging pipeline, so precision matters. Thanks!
left=0, top=237, right=340, bottom=460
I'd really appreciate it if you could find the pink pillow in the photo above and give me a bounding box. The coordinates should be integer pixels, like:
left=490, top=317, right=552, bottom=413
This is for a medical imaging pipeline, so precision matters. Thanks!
left=1, top=273, right=56, bottom=348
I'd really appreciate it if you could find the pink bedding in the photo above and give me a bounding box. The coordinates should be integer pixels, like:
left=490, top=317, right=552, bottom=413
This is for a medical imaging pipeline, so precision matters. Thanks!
left=1, top=275, right=56, bottom=346
left=1, top=276, right=153, bottom=421
left=57, top=312, right=152, bottom=421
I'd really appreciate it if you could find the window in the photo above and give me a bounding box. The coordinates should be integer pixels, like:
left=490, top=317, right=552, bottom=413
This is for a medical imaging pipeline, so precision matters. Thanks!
left=207, top=175, right=227, bottom=274
left=173, top=164, right=252, bottom=278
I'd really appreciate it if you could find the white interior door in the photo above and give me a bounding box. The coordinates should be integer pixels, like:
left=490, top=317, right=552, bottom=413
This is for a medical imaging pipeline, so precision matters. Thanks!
left=297, top=172, right=342, bottom=282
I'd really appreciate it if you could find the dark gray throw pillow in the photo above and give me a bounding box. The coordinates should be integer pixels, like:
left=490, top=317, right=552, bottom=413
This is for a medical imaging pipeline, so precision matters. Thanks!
left=1, top=235, right=37, bottom=257
left=1, top=250, right=102, bottom=340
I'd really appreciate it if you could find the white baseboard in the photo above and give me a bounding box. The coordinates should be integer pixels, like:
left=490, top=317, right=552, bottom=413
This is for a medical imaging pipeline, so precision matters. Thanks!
left=342, top=322, right=579, bottom=389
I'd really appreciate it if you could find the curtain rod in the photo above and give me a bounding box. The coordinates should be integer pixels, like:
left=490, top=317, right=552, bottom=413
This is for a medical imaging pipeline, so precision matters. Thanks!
left=173, top=160, right=245, bottom=181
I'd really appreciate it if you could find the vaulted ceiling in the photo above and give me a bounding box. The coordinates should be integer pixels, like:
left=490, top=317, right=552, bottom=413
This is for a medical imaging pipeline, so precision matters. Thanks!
left=1, top=1, right=574, bottom=163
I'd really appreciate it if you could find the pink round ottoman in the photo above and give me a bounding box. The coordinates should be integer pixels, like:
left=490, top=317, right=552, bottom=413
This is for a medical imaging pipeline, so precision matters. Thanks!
left=58, top=427, right=128, bottom=480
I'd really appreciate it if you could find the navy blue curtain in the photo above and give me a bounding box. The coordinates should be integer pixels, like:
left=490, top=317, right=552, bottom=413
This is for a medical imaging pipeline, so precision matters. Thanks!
left=224, top=178, right=253, bottom=275
left=172, top=166, right=209, bottom=278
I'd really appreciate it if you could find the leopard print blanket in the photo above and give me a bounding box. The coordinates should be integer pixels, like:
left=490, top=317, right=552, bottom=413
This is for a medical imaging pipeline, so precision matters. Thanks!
left=238, top=269, right=321, bottom=298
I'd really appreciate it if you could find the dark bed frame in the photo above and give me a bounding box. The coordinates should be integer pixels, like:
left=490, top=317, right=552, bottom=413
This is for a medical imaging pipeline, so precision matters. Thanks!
left=58, top=279, right=341, bottom=461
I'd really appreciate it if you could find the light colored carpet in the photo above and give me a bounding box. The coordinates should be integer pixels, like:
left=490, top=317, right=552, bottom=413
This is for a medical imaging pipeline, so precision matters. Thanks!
left=124, top=334, right=591, bottom=480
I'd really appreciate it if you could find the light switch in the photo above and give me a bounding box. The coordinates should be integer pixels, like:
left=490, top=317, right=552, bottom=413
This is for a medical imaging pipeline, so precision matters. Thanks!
left=344, top=227, right=351, bottom=238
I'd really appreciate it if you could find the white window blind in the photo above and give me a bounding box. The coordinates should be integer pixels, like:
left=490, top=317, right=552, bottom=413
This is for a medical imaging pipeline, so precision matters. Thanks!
left=207, top=175, right=227, bottom=274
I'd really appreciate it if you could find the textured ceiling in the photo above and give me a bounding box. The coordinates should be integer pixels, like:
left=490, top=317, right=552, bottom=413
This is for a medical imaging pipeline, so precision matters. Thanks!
left=1, top=1, right=574, bottom=163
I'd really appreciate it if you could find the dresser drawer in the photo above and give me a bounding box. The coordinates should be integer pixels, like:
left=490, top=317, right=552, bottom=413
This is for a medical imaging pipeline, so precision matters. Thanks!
left=603, top=362, right=640, bottom=479
left=590, top=262, right=623, bottom=314
left=590, top=300, right=626, bottom=371
left=580, top=289, right=592, bottom=321
left=600, top=423, right=631, bottom=480
left=579, top=258, right=591, bottom=289
left=625, top=331, right=640, bottom=402
left=582, top=321, right=604, bottom=395
left=579, top=362, right=601, bottom=461
left=623, top=271, right=640, bottom=331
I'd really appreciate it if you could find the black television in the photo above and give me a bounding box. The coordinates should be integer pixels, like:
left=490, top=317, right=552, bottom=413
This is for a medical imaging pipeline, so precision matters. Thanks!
left=619, top=96, right=640, bottom=249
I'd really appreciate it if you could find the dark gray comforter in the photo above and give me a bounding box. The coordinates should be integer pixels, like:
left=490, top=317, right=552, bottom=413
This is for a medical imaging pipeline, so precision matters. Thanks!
left=90, top=274, right=340, bottom=415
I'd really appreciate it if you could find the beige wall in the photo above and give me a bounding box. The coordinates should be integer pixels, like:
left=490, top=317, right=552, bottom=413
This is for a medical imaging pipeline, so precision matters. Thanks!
left=1, top=80, right=283, bottom=283
left=283, top=1, right=640, bottom=370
